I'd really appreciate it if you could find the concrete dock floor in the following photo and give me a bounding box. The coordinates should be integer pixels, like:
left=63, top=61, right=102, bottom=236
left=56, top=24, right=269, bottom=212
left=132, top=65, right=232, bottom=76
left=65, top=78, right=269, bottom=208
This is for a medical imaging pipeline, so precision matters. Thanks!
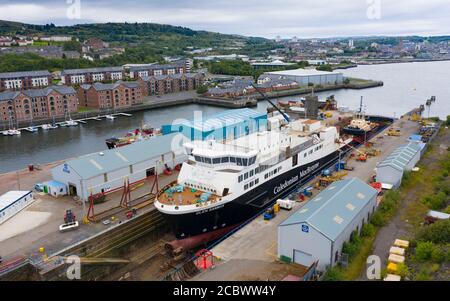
left=193, top=117, right=420, bottom=281
left=0, top=168, right=178, bottom=259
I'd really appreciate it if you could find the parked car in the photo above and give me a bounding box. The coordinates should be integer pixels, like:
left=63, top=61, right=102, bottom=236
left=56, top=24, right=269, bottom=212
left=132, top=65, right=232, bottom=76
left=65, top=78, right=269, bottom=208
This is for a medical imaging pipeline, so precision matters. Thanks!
left=34, top=183, right=45, bottom=192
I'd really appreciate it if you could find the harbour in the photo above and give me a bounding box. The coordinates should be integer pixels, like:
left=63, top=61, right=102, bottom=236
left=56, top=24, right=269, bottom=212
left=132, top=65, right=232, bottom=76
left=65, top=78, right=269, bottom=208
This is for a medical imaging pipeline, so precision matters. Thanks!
left=0, top=61, right=448, bottom=282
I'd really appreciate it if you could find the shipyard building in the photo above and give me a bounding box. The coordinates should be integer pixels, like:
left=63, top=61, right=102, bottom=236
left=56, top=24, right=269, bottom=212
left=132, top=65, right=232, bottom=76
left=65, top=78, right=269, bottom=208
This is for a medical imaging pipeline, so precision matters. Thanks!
left=375, top=142, right=422, bottom=189
left=51, top=133, right=186, bottom=202
left=161, top=108, right=267, bottom=141
left=259, top=68, right=344, bottom=86
left=278, top=178, right=378, bottom=271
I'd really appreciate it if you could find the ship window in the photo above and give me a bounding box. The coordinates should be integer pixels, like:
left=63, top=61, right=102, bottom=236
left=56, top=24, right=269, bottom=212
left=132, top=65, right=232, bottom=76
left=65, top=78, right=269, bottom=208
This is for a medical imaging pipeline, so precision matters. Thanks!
left=309, top=150, right=313, bottom=154
left=249, top=182, right=254, bottom=188
left=249, top=170, right=254, bottom=177
left=255, top=179, right=259, bottom=185
left=255, top=167, right=259, bottom=174
left=238, top=175, right=243, bottom=183
left=195, top=155, right=202, bottom=162
left=265, top=174, right=268, bottom=179
left=274, top=169, right=277, bottom=175
left=304, top=153, right=307, bottom=158
left=236, top=157, right=243, bottom=166
left=230, top=157, right=236, bottom=163
left=213, top=158, right=221, bottom=164
left=204, top=157, right=212, bottom=164
left=242, top=158, right=248, bottom=166
left=221, top=157, right=229, bottom=163
left=244, top=173, right=248, bottom=180
left=244, top=184, right=248, bottom=190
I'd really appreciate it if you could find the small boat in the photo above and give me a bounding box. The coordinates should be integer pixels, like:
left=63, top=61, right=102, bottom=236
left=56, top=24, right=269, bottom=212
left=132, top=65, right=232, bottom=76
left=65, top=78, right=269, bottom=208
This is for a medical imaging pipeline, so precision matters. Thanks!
left=24, top=126, right=38, bottom=133
left=105, top=125, right=161, bottom=149
left=42, top=124, right=58, bottom=130
left=4, top=129, right=21, bottom=135
left=105, top=115, right=116, bottom=120
left=64, top=119, right=78, bottom=127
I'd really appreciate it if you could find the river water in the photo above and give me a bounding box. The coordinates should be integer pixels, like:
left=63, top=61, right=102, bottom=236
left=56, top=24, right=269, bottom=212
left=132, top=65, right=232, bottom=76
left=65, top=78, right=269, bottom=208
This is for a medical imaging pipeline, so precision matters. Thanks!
left=1, top=61, right=449, bottom=173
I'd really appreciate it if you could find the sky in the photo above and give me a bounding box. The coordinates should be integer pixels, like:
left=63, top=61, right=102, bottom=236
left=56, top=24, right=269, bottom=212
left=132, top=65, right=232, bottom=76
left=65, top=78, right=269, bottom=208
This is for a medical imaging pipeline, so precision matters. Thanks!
left=0, top=0, right=449, bottom=38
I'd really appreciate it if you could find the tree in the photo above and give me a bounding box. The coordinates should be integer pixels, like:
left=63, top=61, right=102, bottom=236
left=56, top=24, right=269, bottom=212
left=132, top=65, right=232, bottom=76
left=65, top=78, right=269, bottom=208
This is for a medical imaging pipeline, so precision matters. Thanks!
left=316, top=64, right=333, bottom=72
left=196, top=85, right=209, bottom=94
left=416, top=220, right=450, bottom=244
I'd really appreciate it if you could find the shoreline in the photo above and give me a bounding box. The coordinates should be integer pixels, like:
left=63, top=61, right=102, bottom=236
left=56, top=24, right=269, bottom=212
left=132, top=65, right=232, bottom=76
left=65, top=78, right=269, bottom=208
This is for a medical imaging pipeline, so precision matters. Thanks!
left=0, top=78, right=383, bottom=129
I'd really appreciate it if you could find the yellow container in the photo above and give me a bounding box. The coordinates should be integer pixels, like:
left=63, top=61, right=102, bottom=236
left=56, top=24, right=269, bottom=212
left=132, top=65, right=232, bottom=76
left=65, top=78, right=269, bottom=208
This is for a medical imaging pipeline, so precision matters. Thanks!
left=39, top=247, right=45, bottom=253
left=273, top=204, right=280, bottom=213
left=387, top=262, right=398, bottom=273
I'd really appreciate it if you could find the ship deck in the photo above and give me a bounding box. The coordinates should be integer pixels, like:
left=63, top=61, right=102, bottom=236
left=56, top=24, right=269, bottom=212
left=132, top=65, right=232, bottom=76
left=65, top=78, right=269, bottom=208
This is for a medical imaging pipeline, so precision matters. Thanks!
left=157, top=182, right=221, bottom=206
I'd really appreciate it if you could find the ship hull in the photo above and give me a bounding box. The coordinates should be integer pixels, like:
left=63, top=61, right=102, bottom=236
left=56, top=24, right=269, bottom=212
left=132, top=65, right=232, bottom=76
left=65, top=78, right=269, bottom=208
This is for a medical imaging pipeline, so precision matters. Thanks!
left=161, top=150, right=341, bottom=239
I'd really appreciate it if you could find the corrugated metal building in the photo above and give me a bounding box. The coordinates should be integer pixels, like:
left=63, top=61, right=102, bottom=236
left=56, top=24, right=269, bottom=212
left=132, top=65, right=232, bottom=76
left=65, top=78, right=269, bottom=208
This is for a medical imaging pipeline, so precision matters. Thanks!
left=278, top=178, right=378, bottom=271
left=260, top=68, right=344, bottom=86
left=51, top=133, right=186, bottom=202
left=0, top=191, right=34, bottom=224
left=376, top=142, right=422, bottom=189
left=161, top=108, right=267, bottom=141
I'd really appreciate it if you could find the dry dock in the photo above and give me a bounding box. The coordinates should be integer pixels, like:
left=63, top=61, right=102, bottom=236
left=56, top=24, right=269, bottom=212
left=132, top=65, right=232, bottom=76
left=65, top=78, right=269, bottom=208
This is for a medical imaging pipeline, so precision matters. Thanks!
left=193, top=116, right=420, bottom=281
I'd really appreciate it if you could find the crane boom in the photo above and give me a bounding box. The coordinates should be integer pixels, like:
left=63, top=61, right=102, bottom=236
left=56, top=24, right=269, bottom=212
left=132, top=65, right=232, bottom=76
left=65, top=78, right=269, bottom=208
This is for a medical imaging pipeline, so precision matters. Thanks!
left=251, top=83, right=290, bottom=123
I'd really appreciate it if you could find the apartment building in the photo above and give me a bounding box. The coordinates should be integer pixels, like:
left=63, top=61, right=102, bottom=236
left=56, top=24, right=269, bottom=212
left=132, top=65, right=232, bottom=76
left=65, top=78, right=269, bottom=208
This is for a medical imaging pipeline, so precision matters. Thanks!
left=0, top=86, right=78, bottom=122
left=138, top=73, right=204, bottom=96
left=61, top=67, right=123, bottom=85
left=0, top=70, right=53, bottom=92
left=128, top=60, right=188, bottom=79
left=77, top=81, right=143, bottom=109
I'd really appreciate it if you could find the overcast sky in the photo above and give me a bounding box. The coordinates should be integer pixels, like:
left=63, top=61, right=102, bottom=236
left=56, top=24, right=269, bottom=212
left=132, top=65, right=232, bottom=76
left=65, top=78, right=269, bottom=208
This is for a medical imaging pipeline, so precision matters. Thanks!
left=0, top=0, right=449, bottom=38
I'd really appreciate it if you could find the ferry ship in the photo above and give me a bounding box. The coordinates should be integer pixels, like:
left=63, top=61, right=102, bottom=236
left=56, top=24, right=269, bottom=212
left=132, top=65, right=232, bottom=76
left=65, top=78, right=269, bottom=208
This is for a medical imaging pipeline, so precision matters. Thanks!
left=155, top=118, right=352, bottom=239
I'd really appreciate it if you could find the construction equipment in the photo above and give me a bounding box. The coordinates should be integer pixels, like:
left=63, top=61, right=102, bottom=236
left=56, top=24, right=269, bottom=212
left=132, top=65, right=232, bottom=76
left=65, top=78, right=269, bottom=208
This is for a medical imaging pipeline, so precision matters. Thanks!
left=387, top=128, right=401, bottom=136
left=356, top=153, right=367, bottom=162
left=263, top=207, right=276, bottom=220
left=60, top=209, right=79, bottom=232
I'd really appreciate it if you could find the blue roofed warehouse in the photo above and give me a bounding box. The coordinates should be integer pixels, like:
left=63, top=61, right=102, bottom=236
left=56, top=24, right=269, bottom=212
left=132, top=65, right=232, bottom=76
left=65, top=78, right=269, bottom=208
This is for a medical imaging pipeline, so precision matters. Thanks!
left=161, top=108, right=267, bottom=141
left=278, top=178, right=378, bottom=271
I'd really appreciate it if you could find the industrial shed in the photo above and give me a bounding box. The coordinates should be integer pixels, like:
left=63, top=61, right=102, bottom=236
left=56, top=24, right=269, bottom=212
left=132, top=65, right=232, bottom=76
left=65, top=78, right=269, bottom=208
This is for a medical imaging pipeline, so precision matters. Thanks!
left=0, top=191, right=34, bottom=224
left=161, top=108, right=267, bottom=141
left=278, top=178, right=378, bottom=271
left=51, top=133, right=186, bottom=202
left=261, top=68, right=344, bottom=86
left=376, top=142, right=422, bottom=189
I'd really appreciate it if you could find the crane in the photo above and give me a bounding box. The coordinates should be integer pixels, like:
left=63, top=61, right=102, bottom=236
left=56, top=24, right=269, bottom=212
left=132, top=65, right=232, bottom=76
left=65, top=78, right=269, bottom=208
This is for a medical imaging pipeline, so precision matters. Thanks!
left=251, top=83, right=290, bottom=123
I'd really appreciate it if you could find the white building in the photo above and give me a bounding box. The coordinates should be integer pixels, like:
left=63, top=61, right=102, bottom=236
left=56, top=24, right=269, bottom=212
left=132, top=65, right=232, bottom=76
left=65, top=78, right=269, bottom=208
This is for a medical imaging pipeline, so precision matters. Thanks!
left=376, top=143, right=422, bottom=189
left=51, top=133, right=187, bottom=202
left=0, top=191, right=34, bottom=224
left=278, top=178, right=378, bottom=271
left=261, top=68, right=343, bottom=86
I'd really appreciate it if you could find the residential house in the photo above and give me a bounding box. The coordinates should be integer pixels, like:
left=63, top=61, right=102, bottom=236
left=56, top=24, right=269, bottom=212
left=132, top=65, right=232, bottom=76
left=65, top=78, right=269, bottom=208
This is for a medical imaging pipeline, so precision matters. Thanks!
left=138, top=73, right=204, bottom=96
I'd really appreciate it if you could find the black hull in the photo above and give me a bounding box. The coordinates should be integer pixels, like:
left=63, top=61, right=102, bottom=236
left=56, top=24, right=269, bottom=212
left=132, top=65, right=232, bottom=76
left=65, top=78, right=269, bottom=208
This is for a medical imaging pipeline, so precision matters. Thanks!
left=161, top=150, right=341, bottom=239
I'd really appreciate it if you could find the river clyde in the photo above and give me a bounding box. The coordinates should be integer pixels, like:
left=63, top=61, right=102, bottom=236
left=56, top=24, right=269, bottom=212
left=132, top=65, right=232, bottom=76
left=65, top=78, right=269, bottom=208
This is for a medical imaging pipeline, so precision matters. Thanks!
left=1, top=61, right=449, bottom=173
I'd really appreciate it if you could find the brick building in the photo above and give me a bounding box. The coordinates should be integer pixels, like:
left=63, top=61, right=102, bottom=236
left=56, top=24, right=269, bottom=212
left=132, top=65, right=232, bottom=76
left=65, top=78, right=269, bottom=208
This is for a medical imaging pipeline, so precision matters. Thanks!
left=77, top=81, right=143, bottom=109
left=0, top=86, right=78, bottom=122
left=128, top=60, right=189, bottom=79
left=138, top=73, right=204, bottom=96
left=0, top=70, right=53, bottom=92
left=61, top=67, right=123, bottom=85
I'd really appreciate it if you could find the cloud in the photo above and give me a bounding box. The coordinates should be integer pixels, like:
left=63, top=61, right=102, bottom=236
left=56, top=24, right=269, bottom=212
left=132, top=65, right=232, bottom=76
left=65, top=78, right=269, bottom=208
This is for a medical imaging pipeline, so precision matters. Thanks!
left=0, top=0, right=449, bottom=38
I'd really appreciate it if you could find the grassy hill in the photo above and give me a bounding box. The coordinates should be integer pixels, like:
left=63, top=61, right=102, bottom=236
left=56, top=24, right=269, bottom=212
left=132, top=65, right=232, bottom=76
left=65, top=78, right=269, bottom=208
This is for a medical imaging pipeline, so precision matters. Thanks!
left=0, top=20, right=278, bottom=72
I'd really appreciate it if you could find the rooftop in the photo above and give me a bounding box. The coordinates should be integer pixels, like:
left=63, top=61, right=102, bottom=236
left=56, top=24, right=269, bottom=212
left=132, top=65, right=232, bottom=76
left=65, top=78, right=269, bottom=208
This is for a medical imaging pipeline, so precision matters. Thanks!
left=377, top=142, right=421, bottom=172
left=264, top=68, right=342, bottom=77
left=0, top=70, right=51, bottom=79
left=59, top=133, right=181, bottom=179
left=170, top=108, right=266, bottom=132
left=0, top=191, right=32, bottom=212
left=280, top=178, right=378, bottom=241
left=0, top=85, right=76, bottom=101
left=61, top=66, right=122, bottom=75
